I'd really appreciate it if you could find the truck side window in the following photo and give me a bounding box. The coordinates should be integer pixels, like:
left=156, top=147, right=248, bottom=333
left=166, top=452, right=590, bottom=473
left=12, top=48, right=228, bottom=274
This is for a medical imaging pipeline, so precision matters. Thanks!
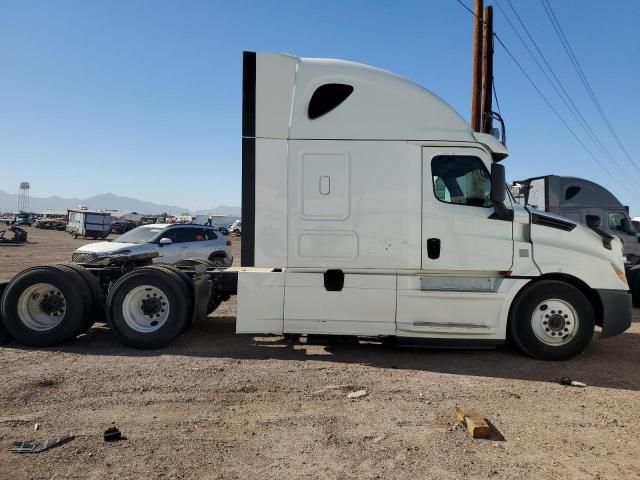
left=608, top=212, right=626, bottom=231
left=308, top=84, right=354, bottom=119
left=431, top=156, right=492, bottom=208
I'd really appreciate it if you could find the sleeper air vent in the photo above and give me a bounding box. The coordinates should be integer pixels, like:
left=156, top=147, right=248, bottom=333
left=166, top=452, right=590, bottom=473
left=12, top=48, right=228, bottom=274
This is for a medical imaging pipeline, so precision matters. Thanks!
left=308, top=84, right=354, bottom=120
left=565, top=186, right=580, bottom=200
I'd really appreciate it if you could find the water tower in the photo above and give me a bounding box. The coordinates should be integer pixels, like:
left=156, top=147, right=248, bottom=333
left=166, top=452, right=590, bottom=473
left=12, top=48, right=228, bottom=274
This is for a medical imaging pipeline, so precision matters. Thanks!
left=18, top=182, right=30, bottom=213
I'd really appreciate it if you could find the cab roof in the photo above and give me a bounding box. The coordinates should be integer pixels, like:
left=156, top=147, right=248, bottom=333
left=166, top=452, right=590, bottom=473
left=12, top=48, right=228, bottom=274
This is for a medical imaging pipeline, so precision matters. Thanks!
left=250, top=52, right=509, bottom=160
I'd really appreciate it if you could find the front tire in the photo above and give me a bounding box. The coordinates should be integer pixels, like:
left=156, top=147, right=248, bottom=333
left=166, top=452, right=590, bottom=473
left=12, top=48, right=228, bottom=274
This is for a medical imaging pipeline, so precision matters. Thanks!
left=509, top=280, right=595, bottom=361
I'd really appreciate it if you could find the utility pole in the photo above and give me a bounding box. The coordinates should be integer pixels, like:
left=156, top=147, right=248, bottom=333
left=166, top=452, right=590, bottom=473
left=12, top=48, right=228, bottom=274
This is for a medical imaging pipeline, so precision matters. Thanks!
left=471, top=0, right=484, bottom=132
left=481, top=5, right=494, bottom=133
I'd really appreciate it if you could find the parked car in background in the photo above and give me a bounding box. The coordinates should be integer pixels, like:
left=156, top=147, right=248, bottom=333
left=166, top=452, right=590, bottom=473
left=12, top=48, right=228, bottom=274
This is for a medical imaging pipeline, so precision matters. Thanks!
left=72, top=223, right=233, bottom=266
left=229, top=220, right=241, bottom=236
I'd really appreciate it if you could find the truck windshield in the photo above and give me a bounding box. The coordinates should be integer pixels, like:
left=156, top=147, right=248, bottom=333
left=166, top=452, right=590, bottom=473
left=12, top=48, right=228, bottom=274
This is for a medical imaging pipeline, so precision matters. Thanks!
left=115, top=227, right=164, bottom=244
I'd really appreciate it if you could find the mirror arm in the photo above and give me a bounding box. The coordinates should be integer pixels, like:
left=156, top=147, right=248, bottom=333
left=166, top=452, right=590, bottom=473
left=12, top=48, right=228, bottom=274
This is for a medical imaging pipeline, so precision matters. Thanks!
left=490, top=198, right=514, bottom=221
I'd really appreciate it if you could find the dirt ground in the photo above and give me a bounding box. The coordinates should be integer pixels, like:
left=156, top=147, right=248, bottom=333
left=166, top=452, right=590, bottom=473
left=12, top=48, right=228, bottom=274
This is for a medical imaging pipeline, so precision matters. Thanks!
left=1, top=228, right=640, bottom=479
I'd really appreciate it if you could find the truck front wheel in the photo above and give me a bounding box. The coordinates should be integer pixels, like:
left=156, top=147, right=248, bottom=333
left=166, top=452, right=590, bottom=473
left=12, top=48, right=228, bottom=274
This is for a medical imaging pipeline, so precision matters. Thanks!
left=509, top=280, right=595, bottom=361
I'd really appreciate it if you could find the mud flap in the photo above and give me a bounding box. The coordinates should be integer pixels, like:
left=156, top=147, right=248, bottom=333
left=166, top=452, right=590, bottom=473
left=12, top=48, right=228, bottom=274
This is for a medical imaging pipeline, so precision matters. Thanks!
left=191, top=274, right=212, bottom=323
left=597, top=289, right=632, bottom=338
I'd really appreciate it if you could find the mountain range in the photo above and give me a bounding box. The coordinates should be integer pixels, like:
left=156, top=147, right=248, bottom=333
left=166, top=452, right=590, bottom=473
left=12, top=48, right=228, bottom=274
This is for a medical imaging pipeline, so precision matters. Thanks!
left=0, top=190, right=241, bottom=217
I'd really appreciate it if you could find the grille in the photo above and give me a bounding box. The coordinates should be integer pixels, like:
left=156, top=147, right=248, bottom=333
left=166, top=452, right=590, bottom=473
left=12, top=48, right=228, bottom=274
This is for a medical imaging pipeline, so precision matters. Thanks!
left=72, top=252, right=98, bottom=264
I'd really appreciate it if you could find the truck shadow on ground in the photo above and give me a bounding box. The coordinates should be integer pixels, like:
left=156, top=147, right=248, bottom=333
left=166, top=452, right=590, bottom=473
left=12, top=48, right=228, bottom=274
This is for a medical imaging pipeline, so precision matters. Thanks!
left=5, top=315, right=640, bottom=392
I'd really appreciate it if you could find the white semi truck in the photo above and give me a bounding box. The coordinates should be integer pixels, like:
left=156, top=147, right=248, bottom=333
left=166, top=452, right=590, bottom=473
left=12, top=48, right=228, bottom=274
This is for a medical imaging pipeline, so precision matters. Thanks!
left=0, top=52, right=631, bottom=360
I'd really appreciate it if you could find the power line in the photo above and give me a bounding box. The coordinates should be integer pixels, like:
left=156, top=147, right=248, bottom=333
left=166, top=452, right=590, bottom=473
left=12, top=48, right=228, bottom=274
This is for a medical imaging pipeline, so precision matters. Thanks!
left=452, top=0, right=639, bottom=198
left=492, top=32, right=640, bottom=198
left=495, top=0, right=637, bottom=185
left=454, top=0, right=480, bottom=20
left=541, top=0, right=640, bottom=175
left=492, top=80, right=501, bottom=116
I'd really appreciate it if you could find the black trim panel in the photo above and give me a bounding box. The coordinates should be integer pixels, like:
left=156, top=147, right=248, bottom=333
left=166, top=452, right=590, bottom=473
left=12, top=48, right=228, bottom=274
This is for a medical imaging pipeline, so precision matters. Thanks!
left=242, top=51, right=256, bottom=138
left=531, top=212, right=577, bottom=232
left=241, top=51, right=256, bottom=266
left=241, top=137, right=255, bottom=266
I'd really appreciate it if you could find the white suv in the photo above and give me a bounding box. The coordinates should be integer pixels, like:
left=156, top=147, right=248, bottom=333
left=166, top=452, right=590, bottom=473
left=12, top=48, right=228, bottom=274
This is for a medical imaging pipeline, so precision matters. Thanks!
left=72, top=224, right=233, bottom=267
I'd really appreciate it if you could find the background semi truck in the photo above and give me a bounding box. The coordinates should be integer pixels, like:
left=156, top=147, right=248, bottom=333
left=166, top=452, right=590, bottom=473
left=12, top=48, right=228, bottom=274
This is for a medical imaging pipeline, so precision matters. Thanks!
left=512, top=175, right=640, bottom=305
left=0, top=52, right=632, bottom=360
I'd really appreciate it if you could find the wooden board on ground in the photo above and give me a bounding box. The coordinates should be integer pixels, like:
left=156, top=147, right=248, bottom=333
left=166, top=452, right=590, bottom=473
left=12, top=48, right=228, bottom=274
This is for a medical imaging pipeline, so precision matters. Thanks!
left=455, top=406, right=492, bottom=439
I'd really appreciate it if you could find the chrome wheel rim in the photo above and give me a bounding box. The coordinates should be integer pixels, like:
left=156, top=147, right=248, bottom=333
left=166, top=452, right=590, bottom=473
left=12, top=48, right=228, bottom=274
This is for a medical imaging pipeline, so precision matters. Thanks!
left=17, top=283, right=66, bottom=331
left=531, top=298, right=579, bottom=346
left=121, top=285, right=170, bottom=333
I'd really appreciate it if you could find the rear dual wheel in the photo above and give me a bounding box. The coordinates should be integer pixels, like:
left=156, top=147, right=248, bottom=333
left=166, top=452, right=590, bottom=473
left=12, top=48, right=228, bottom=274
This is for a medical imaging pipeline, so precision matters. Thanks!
left=0, top=266, right=91, bottom=347
left=106, top=266, right=192, bottom=349
left=0, top=321, right=8, bottom=345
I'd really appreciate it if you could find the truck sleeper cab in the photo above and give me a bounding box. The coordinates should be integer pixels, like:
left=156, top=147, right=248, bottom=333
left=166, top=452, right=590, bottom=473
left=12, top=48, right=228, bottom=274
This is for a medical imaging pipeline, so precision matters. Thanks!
left=0, top=52, right=632, bottom=360
left=236, top=51, right=631, bottom=360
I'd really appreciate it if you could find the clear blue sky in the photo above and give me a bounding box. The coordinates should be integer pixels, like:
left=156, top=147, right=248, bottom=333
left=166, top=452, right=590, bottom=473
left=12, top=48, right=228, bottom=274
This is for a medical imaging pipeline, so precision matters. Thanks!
left=1, top=0, right=638, bottom=212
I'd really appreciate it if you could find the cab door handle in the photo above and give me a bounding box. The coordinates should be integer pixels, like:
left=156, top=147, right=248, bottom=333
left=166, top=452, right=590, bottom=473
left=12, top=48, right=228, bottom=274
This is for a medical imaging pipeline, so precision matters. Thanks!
left=427, top=238, right=441, bottom=259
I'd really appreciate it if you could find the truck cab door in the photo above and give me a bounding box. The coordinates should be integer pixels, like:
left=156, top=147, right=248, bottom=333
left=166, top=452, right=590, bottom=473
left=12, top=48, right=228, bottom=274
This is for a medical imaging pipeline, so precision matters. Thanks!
left=396, top=147, right=514, bottom=336
left=421, top=147, right=513, bottom=272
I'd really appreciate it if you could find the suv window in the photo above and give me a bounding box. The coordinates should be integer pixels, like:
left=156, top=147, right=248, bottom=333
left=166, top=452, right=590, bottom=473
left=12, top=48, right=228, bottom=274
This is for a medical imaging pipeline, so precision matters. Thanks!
left=203, top=228, right=218, bottom=241
left=432, top=156, right=491, bottom=207
left=178, top=228, right=202, bottom=243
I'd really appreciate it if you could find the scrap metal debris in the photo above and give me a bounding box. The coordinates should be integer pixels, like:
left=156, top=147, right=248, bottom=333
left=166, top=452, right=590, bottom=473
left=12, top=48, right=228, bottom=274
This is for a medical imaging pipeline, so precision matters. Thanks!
left=560, top=377, right=587, bottom=388
left=347, top=389, right=368, bottom=399
left=10, top=434, right=74, bottom=453
left=0, top=226, right=27, bottom=244
left=103, top=426, right=124, bottom=442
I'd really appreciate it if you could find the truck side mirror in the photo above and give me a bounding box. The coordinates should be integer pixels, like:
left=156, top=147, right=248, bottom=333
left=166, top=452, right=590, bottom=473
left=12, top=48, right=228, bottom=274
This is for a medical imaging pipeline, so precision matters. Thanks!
left=586, top=215, right=602, bottom=229
left=489, top=163, right=512, bottom=221
left=490, top=163, right=506, bottom=204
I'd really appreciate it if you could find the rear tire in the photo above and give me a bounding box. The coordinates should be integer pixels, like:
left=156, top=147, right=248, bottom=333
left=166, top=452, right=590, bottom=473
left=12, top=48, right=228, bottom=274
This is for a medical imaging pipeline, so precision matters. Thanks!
left=0, top=266, right=87, bottom=346
left=56, top=262, right=105, bottom=328
left=0, top=320, right=9, bottom=345
left=150, top=264, right=193, bottom=329
left=106, top=267, right=190, bottom=348
left=509, top=280, right=594, bottom=361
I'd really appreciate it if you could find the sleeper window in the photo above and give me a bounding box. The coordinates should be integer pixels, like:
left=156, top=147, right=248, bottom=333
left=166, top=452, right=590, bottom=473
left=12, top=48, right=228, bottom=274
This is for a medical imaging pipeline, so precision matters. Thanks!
left=431, top=156, right=492, bottom=207
left=308, top=84, right=354, bottom=119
